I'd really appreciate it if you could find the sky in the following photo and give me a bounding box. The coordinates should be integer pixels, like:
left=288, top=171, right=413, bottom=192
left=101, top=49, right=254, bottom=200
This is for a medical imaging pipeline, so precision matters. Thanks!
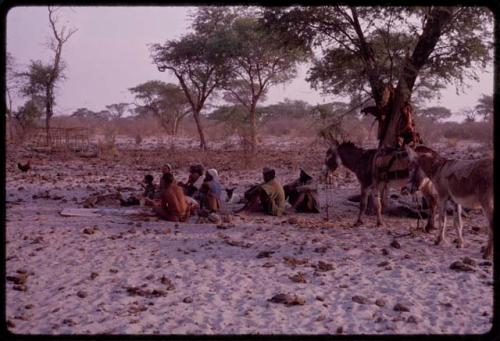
left=6, top=6, right=494, bottom=121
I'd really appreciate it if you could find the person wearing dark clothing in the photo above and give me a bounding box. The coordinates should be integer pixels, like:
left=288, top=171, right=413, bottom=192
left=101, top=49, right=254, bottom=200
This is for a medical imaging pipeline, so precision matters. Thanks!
left=283, top=169, right=320, bottom=213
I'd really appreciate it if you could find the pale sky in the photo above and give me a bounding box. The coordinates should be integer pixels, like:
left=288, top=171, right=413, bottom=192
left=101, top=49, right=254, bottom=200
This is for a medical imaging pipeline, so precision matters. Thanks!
left=6, top=6, right=494, bottom=120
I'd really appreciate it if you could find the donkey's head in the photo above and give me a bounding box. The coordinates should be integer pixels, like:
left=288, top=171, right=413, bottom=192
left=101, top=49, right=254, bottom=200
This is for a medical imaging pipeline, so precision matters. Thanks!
left=401, top=162, right=427, bottom=195
left=402, top=145, right=440, bottom=195
left=323, top=138, right=342, bottom=178
left=224, top=187, right=236, bottom=202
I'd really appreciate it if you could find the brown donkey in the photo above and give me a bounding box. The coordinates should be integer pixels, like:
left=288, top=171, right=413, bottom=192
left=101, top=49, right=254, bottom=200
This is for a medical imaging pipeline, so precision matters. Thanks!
left=405, top=146, right=493, bottom=259
left=323, top=139, right=437, bottom=229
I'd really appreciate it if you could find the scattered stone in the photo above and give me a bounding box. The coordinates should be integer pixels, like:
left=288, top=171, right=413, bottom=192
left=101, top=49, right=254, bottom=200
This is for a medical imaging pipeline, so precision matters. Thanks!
left=62, top=319, right=76, bottom=326
left=479, top=261, right=492, bottom=267
left=77, top=290, right=87, bottom=298
left=90, top=272, right=99, bottom=280
left=257, top=251, right=275, bottom=258
left=126, top=286, right=167, bottom=298
left=462, top=257, right=476, bottom=267
left=268, top=293, right=305, bottom=306
left=375, top=299, right=386, bottom=307
left=390, top=239, right=401, bottom=249
left=225, top=239, right=252, bottom=248
left=393, top=303, right=410, bottom=312
left=336, top=326, right=344, bottom=334
left=352, top=295, right=370, bottom=304
left=283, top=256, right=309, bottom=267
left=7, top=274, right=28, bottom=285
left=450, top=261, right=475, bottom=272
left=25, top=304, right=34, bottom=309
left=381, top=248, right=390, bottom=256
left=377, top=261, right=390, bottom=267
left=145, top=274, right=154, bottom=281
left=439, top=302, right=453, bottom=308
left=183, top=297, right=193, bottom=304
left=13, top=285, right=27, bottom=292
left=6, top=320, right=15, bottom=329
left=316, top=314, right=325, bottom=322
left=406, top=315, right=418, bottom=324
left=109, top=269, right=119, bottom=273
left=316, top=296, right=325, bottom=302
left=314, top=246, right=328, bottom=253
left=316, top=261, right=334, bottom=272
left=160, top=276, right=175, bottom=291
left=287, top=217, right=298, bottom=224
left=289, top=272, right=307, bottom=283
left=82, top=227, right=95, bottom=235
left=262, top=262, right=274, bottom=268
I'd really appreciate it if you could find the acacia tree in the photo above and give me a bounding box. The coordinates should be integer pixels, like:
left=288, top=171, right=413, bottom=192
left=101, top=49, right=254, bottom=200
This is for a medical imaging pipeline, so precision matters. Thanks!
left=150, top=7, right=235, bottom=150
left=263, top=6, right=493, bottom=147
left=475, top=94, right=493, bottom=121
left=6, top=52, right=19, bottom=141
left=222, top=16, right=308, bottom=151
left=416, top=106, right=452, bottom=121
left=129, top=80, right=191, bottom=135
left=105, top=103, right=131, bottom=120
left=16, top=7, right=77, bottom=144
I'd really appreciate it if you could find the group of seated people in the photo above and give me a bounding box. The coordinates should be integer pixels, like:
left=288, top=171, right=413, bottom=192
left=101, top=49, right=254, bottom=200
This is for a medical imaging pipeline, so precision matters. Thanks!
left=135, top=163, right=320, bottom=222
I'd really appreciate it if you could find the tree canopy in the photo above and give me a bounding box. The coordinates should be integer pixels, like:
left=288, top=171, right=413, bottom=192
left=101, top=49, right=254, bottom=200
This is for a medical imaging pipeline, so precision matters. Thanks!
left=262, top=6, right=493, bottom=146
left=129, top=80, right=191, bottom=135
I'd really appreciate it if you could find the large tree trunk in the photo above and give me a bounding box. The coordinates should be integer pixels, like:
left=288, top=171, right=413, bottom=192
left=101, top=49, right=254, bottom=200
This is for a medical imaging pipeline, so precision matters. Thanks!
left=45, top=89, right=53, bottom=146
left=192, top=110, right=207, bottom=150
left=172, top=116, right=180, bottom=136
left=381, top=7, right=454, bottom=148
left=249, top=109, right=257, bottom=153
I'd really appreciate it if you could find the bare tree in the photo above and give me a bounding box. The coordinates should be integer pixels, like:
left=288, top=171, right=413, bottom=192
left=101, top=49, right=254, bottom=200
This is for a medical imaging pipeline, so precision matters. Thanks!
left=17, top=7, right=77, bottom=145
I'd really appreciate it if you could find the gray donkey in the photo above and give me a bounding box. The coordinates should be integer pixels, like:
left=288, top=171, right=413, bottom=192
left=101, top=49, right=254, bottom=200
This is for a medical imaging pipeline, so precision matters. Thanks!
left=405, top=145, right=493, bottom=259
left=323, top=138, right=438, bottom=229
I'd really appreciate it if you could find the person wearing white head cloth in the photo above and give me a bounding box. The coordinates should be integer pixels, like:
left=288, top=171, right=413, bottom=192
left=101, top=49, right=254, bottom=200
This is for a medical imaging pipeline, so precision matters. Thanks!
left=199, top=168, right=222, bottom=213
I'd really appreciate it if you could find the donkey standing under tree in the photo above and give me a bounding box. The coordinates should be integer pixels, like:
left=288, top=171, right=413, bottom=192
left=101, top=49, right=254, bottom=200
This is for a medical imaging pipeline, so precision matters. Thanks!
left=324, top=138, right=437, bottom=229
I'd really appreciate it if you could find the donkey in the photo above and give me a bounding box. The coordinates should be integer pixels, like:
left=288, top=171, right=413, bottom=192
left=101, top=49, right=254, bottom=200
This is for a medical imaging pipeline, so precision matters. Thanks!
left=323, top=139, right=437, bottom=229
left=405, top=145, right=494, bottom=259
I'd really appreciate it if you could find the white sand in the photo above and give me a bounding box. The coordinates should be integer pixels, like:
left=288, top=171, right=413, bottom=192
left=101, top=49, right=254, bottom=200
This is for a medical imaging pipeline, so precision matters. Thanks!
left=6, top=137, right=493, bottom=335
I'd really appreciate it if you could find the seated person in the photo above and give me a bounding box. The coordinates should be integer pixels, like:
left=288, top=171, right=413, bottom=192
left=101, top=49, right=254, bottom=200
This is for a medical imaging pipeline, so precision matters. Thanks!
left=178, top=164, right=204, bottom=198
left=153, top=173, right=189, bottom=222
left=199, top=168, right=222, bottom=216
left=142, top=174, right=157, bottom=199
left=283, top=169, right=320, bottom=213
left=120, top=174, right=156, bottom=207
left=236, top=167, right=285, bottom=216
left=145, top=163, right=173, bottom=206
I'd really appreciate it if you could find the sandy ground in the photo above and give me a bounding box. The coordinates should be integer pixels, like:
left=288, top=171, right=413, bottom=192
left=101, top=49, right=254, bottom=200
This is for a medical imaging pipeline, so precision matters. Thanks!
left=5, top=136, right=493, bottom=335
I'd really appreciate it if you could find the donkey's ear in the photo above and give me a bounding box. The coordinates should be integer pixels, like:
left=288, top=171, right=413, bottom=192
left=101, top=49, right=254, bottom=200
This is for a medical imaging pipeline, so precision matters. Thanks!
left=327, top=132, right=339, bottom=147
left=404, top=145, right=417, bottom=161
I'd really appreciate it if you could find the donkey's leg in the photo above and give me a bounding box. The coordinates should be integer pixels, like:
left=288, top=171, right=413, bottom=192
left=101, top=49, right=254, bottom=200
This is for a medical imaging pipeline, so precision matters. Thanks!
left=354, top=188, right=368, bottom=226
left=375, top=185, right=385, bottom=227
left=435, top=200, right=449, bottom=245
left=381, top=184, right=389, bottom=212
left=454, top=203, right=464, bottom=248
left=422, top=186, right=436, bottom=233
left=481, top=198, right=494, bottom=259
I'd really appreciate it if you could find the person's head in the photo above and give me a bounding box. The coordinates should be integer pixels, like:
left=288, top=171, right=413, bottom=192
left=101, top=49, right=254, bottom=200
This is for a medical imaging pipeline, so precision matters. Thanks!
left=144, top=174, right=154, bottom=184
left=262, top=167, right=275, bottom=183
left=188, top=164, right=204, bottom=182
left=204, top=168, right=218, bottom=182
left=162, top=172, right=174, bottom=186
left=299, top=169, right=312, bottom=183
left=162, top=163, right=172, bottom=174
